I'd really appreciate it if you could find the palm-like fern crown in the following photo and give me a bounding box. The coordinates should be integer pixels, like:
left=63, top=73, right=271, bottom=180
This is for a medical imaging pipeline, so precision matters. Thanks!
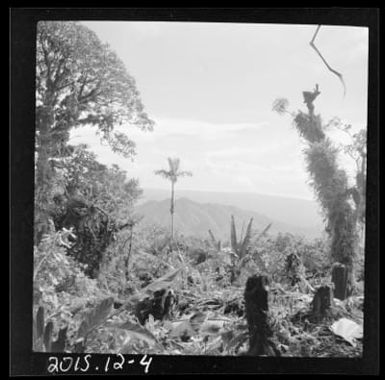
left=168, top=157, right=180, bottom=182
left=155, top=157, right=192, bottom=183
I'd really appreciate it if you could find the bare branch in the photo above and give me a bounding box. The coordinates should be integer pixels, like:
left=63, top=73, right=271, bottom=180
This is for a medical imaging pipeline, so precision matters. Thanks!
left=309, top=25, right=346, bottom=97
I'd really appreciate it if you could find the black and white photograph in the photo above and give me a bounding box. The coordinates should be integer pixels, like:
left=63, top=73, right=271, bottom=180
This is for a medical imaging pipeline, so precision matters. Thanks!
left=10, top=8, right=380, bottom=375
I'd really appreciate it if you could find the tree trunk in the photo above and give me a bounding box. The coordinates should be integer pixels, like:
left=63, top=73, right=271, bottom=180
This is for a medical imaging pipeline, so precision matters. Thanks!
left=330, top=205, right=356, bottom=298
left=244, top=275, right=279, bottom=356
left=170, top=181, right=175, bottom=240
left=311, top=285, right=334, bottom=322
left=124, top=225, right=134, bottom=283
left=301, top=87, right=358, bottom=301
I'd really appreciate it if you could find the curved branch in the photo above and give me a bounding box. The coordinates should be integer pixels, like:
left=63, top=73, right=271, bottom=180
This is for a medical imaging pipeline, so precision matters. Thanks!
left=309, top=25, right=346, bottom=97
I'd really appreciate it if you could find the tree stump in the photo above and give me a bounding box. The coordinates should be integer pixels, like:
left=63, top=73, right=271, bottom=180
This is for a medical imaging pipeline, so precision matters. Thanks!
left=244, top=275, right=279, bottom=356
left=135, top=288, right=177, bottom=325
left=331, top=263, right=349, bottom=300
left=311, top=285, right=334, bottom=322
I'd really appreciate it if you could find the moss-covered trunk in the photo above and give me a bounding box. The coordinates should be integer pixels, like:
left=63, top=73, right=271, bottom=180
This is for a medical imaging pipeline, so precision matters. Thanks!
left=292, top=86, right=357, bottom=298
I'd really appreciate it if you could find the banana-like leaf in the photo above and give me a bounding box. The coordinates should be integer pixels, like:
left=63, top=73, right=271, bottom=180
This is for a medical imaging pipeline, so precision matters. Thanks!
left=230, top=215, right=238, bottom=253
left=43, top=321, right=53, bottom=352
left=208, top=229, right=217, bottom=247
left=239, top=218, right=253, bottom=258
left=77, top=297, right=114, bottom=338
left=36, top=306, right=45, bottom=339
left=254, top=223, right=272, bottom=243
left=142, top=267, right=182, bottom=293
left=32, top=320, right=43, bottom=352
left=51, top=326, right=67, bottom=353
left=239, top=221, right=245, bottom=244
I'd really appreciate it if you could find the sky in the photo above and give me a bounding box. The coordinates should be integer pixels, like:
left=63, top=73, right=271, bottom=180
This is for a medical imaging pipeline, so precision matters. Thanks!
left=69, top=22, right=368, bottom=200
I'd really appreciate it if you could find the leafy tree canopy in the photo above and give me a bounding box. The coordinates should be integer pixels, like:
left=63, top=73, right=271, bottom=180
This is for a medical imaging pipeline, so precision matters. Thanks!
left=53, top=144, right=142, bottom=219
left=35, top=21, right=153, bottom=243
left=36, top=21, right=154, bottom=159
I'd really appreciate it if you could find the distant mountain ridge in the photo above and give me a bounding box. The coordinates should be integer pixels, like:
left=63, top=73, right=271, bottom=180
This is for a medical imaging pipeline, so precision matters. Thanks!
left=138, top=188, right=324, bottom=230
left=135, top=197, right=323, bottom=241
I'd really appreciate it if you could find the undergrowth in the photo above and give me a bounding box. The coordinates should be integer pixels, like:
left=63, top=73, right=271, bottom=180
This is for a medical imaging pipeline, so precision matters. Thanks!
left=33, top=225, right=364, bottom=357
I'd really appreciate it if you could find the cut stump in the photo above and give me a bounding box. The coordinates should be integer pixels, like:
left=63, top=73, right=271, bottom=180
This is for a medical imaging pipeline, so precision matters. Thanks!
left=244, top=275, right=280, bottom=356
left=311, top=285, right=334, bottom=322
left=135, top=288, right=177, bottom=325
left=331, top=263, right=349, bottom=300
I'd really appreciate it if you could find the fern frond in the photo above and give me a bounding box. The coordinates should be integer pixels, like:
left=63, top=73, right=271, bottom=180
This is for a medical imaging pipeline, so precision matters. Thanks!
left=154, top=169, right=172, bottom=180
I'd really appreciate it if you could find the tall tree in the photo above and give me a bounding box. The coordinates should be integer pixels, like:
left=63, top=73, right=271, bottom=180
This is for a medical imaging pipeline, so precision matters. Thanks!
left=154, top=158, right=192, bottom=239
left=35, top=21, right=154, bottom=243
left=273, top=85, right=365, bottom=298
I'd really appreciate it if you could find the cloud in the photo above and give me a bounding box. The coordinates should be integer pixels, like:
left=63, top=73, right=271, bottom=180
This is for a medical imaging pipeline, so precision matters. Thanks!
left=67, top=22, right=367, bottom=201
left=147, top=118, right=268, bottom=138
left=68, top=111, right=359, bottom=201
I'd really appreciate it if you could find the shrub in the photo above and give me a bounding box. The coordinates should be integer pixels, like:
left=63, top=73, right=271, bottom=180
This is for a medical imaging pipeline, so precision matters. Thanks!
left=33, top=228, right=107, bottom=351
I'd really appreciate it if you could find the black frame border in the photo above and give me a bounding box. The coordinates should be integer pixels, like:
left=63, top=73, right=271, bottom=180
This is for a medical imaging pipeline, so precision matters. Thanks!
left=10, top=7, right=380, bottom=375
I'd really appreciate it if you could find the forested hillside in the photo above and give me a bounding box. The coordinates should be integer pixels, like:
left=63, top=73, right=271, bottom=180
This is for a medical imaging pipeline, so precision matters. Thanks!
left=136, top=198, right=322, bottom=240
left=139, top=188, right=324, bottom=230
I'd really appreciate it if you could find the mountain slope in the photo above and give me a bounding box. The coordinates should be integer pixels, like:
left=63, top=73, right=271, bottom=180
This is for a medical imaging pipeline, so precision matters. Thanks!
left=135, top=197, right=323, bottom=241
left=138, top=188, right=323, bottom=230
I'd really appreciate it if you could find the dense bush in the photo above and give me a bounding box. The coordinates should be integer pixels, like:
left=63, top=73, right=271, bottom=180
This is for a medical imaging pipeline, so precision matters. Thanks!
left=34, top=228, right=108, bottom=351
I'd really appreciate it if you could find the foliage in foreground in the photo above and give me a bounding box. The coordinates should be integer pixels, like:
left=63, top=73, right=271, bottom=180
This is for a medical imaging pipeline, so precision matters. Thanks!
left=33, top=225, right=364, bottom=357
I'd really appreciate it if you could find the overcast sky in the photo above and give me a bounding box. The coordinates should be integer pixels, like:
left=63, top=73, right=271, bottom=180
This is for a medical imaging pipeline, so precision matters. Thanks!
left=70, top=22, right=368, bottom=200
